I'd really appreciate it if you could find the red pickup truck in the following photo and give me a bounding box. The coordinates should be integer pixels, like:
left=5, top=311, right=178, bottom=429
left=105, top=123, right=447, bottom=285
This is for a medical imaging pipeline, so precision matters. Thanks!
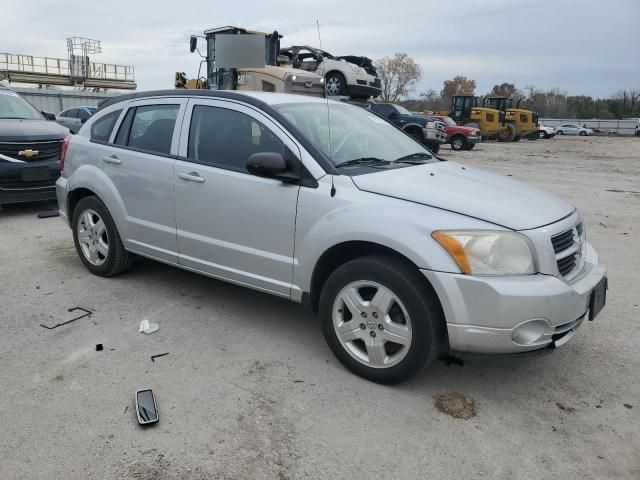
left=431, top=115, right=481, bottom=151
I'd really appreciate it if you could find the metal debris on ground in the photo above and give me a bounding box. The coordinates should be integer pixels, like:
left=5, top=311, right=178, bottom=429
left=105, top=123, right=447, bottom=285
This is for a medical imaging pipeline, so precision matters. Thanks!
left=37, top=211, right=60, bottom=219
left=150, top=353, right=170, bottom=362
left=95, top=344, right=103, bottom=351
left=40, top=307, right=92, bottom=329
left=139, top=319, right=159, bottom=334
left=433, top=392, right=476, bottom=419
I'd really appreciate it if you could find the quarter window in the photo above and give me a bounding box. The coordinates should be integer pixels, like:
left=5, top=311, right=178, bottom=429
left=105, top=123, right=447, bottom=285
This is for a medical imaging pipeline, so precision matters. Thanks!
left=90, top=109, right=122, bottom=143
left=187, top=105, right=284, bottom=172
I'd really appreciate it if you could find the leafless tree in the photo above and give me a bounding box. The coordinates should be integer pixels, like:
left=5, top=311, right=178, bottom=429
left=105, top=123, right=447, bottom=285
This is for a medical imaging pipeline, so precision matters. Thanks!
left=375, top=53, right=422, bottom=102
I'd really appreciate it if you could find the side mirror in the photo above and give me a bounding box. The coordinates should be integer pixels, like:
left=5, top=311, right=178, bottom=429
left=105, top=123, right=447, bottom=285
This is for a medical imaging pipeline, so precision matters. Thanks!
left=41, top=111, right=56, bottom=121
left=246, top=152, right=298, bottom=182
left=189, top=35, right=198, bottom=53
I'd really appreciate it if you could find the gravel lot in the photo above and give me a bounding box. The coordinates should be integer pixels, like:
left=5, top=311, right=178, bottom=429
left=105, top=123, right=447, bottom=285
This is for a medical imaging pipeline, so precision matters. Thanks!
left=1, top=135, right=638, bottom=479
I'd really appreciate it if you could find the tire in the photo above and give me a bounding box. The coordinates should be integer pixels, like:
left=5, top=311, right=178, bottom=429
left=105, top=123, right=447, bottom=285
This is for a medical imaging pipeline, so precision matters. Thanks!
left=579, top=131, right=587, bottom=136
left=464, top=143, right=475, bottom=150
left=538, top=130, right=547, bottom=139
left=497, top=123, right=516, bottom=142
left=72, top=196, right=133, bottom=277
left=556, top=130, right=564, bottom=135
left=325, top=72, right=347, bottom=96
left=319, top=255, right=443, bottom=384
left=450, top=135, right=467, bottom=151
left=429, top=142, right=440, bottom=155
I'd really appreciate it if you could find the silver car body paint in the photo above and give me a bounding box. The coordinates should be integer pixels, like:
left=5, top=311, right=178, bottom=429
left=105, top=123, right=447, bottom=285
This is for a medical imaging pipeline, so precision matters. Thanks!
left=57, top=91, right=607, bottom=355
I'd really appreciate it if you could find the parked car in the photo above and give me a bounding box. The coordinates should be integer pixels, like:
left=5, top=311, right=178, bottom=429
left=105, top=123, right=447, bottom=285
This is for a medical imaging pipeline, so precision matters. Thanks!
left=536, top=125, right=557, bottom=139
left=57, top=90, right=607, bottom=384
left=431, top=115, right=481, bottom=150
left=280, top=46, right=381, bottom=98
left=55, top=106, right=98, bottom=133
left=0, top=84, right=69, bottom=205
left=555, top=123, right=593, bottom=136
left=368, top=103, right=446, bottom=154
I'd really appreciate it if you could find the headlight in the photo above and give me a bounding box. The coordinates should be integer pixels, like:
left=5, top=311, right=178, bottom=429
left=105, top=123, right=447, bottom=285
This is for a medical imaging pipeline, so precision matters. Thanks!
left=320, top=77, right=325, bottom=83
left=425, top=121, right=436, bottom=129
left=432, top=230, right=536, bottom=275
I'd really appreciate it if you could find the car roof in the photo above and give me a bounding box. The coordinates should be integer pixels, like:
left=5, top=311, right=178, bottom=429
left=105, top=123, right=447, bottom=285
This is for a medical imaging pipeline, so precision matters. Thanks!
left=97, top=89, right=331, bottom=111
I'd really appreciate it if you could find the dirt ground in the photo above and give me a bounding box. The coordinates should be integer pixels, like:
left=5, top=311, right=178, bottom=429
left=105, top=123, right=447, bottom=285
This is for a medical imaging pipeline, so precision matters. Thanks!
left=1, top=135, right=639, bottom=479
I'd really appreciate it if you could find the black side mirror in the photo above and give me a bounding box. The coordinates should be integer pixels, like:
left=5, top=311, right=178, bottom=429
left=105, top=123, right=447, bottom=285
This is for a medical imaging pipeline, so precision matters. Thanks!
left=189, top=35, right=198, bottom=53
left=41, top=111, right=56, bottom=121
left=246, top=152, right=298, bottom=182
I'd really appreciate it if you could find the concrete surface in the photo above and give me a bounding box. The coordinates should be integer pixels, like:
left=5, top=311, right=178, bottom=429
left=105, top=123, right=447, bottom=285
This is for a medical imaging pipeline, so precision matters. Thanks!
left=1, top=135, right=639, bottom=479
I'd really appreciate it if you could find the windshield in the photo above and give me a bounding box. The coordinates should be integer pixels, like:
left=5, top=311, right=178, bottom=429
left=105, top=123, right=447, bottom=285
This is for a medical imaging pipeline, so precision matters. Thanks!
left=0, top=92, right=43, bottom=120
left=274, top=102, right=435, bottom=168
left=443, top=117, right=456, bottom=126
left=393, top=105, right=412, bottom=116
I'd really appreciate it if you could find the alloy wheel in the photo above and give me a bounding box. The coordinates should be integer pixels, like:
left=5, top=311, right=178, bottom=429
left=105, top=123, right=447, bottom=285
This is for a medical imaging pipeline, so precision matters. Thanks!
left=326, top=77, right=342, bottom=96
left=76, top=209, right=109, bottom=266
left=332, top=281, right=412, bottom=369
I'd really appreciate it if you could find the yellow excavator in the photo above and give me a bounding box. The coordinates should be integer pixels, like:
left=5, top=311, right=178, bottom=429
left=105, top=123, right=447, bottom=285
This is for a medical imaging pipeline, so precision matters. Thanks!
left=437, top=95, right=513, bottom=141
left=483, top=97, right=539, bottom=141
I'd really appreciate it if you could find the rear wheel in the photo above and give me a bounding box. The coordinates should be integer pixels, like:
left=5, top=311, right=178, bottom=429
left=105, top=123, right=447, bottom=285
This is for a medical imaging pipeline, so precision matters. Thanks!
left=72, top=196, right=133, bottom=277
left=320, top=255, right=443, bottom=384
left=579, top=131, right=587, bottom=136
left=450, top=135, right=467, bottom=151
left=538, top=130, right=547, bottom=139
left=556, top=130, right=564, bottom=135
left=497, top=123, right=516, bottom=142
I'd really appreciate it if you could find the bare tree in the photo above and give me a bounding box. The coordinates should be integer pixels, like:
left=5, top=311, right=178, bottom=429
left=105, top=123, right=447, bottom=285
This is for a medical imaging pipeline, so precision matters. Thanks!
left=375, top=53, right=422, bottom=102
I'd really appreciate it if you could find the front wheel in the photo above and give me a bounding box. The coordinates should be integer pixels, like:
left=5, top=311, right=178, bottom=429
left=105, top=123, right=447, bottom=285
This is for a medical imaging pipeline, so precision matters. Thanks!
left=538, top=130, right=547, bottom=139
left=72, top=196, right=133, bottom=277
left=320, top=255, right=443, bottom=384
left=579, top=131, right=587, bottom=136
left=428, top=142, right=440, bottom=155
left=325, top=72, right=347, bottom=96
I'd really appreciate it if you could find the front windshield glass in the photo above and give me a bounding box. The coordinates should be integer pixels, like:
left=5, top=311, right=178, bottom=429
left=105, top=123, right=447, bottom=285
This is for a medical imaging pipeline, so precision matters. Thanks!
left=443, top=117, right=456, bottom=126
left=0, top=92, right=43, bottom=120
left=274, top=102, right=435, bottom=167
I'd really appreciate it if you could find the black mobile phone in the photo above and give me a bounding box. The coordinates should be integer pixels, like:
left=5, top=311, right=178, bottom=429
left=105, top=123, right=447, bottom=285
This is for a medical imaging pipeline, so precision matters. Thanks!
left=135, top=388, right=159, bottom=425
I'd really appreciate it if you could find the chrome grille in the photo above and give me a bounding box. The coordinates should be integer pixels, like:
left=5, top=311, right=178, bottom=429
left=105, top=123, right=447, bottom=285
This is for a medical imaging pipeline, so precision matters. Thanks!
left=0, top=140, right=62, bottom=162
left=551, top=223, right=584, bottom=278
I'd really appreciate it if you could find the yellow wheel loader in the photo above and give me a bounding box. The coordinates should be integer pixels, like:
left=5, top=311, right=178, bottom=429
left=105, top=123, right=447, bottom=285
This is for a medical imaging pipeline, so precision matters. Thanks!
left=437, top=95, right=513, bottom=141
left=483, top=97, right=539, bottom=141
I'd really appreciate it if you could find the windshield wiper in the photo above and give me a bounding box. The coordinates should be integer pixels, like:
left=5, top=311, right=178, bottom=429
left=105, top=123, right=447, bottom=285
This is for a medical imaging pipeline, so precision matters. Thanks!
left=394, top=152, right=433, bottom=164
left=334, top=157, right=390, bottom=168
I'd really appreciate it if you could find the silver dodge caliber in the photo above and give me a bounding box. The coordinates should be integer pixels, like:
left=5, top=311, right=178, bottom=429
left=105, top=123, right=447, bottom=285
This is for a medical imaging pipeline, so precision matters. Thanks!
left=56, top=90, right=607, bottom=384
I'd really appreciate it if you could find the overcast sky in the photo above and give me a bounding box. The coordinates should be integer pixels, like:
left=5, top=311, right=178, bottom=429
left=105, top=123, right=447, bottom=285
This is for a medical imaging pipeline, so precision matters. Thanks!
left=3, top=0, right=639, bottom=98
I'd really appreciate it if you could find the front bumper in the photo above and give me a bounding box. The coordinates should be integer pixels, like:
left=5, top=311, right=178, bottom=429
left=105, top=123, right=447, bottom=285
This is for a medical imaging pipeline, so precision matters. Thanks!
left=0, top=159, right=60, bottom=204
left=422, top=244, right=606, bottom=354
left=347, top=84, right=381, bottom=98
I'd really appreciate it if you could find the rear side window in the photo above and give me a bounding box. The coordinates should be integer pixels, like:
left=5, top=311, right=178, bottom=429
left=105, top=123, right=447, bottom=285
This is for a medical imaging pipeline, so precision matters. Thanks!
left=77, top=109, right=91, bottom=120
left=90, top=109, right=122, bottom=143
left=187, top=105, right=284, bottom=172
left=114, top=105, right=179, bottom=155
left=67, top=108, right=79, bottom=118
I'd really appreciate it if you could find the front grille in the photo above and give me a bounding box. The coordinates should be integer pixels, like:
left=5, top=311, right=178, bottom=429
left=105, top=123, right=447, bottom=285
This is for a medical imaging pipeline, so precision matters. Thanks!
left=0, top=140, right=62, bottom=162
left=291, top=81, right=325, bottom=98
left=551, top=223, right=584, bottom=278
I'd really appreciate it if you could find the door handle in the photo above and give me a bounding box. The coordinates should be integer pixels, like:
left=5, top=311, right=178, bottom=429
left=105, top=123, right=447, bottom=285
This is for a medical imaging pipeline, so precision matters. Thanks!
left=102, top=155, right=122, bottom=165
left=178, top=172, right=205, bottom=183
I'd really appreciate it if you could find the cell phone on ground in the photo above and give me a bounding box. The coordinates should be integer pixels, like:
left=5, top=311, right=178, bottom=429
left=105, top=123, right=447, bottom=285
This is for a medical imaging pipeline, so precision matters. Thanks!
left=135, top=388, right=159, bottom=425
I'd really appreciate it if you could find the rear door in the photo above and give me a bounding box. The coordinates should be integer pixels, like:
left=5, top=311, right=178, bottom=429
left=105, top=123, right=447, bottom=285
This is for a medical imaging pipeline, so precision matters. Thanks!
left=173, top=98, right=301, bottom=296
left=98, top=98, right=187, bottom=262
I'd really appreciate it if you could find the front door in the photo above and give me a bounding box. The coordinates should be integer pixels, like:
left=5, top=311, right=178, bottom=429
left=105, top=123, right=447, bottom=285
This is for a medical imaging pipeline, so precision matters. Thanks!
left=174, top=99, right=300, bottom=297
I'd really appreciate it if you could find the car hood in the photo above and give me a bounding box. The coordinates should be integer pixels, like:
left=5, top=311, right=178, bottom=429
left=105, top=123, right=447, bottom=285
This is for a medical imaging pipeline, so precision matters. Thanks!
left=450, top=125, right=477, bottom=135
left=0, top=119, right=69, bottom=142
left=351, top=162, right=575, bottom=230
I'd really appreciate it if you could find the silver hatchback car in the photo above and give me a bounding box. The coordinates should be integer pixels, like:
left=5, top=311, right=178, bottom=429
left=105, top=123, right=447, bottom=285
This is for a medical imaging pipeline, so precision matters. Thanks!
left=56, top=90, right=607, bottom=384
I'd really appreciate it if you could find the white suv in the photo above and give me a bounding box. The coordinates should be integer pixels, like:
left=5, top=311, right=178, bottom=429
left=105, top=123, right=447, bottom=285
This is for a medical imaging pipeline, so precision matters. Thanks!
left=56, top=90, right=607, bottom=384
left=280, top=46, right=381, bottom=98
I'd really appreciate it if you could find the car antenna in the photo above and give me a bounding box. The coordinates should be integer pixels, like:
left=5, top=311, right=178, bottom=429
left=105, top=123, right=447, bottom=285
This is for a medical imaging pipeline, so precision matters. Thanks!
left=317, top=20, right=336, bottom=197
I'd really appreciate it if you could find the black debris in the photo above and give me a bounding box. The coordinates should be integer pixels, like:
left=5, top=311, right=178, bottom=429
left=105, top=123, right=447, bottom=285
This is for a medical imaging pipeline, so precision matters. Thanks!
left=40, top=307, right=92, bottom=329
left=37, top=211, right=60, bottom=219
left=150, top=352, right=170, bottom=362
left=96, top=344, right=104, bottom=351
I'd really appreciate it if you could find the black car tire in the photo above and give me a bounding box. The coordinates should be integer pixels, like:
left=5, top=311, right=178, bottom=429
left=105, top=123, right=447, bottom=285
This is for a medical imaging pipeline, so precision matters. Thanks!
left=464, top=143, right=475, bottom=150
left=72, top=195, right=133, bottom=277
left=325, top=72, right=347, bottom=96
left=320, top=255, right=444, bottom=384
left=538, top=130, right=548, bottom=139
left=579, top=131, right=587, bottom=136
left=450, top=135, right=467, bottom=151
left=556, top=130, right=564, bottom=135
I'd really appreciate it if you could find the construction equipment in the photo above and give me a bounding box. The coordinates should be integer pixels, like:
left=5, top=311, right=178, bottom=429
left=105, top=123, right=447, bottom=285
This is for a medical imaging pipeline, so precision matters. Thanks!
left=437, top=95, right=512, bottom=141
left=484, top=97, right=539, bottom=141
left=177, top=26, right=325, bottom=97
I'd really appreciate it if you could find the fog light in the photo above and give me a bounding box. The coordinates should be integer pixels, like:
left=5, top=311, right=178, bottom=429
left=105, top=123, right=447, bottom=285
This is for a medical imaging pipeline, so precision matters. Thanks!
left=512, top=319, right=550, bottom=345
